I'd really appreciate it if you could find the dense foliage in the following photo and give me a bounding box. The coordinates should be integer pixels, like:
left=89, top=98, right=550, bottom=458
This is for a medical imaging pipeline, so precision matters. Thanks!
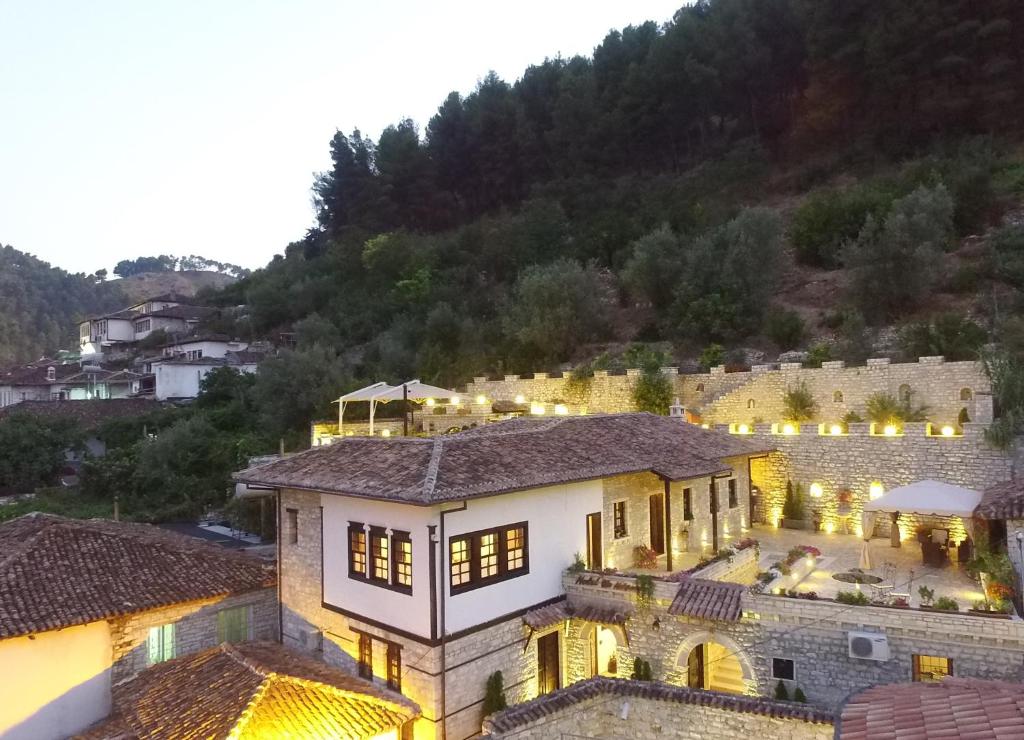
left=0, top=245, right=125, bottom=366
left=0, top=413, right=82, bottom=494
left=113, top=254, right=250, bottom=278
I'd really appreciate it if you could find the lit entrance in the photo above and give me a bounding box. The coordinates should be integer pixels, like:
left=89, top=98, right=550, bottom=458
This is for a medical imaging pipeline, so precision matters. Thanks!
left=589, top=625, right=619, bottom=677
left=685, top=642, right=745, bottom=694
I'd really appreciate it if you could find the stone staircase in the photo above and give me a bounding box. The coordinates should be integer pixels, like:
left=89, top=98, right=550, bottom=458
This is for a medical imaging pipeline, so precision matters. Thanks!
left=700, top=370, right=785, bottom=424
left=708, top=651, right=746, bottom=694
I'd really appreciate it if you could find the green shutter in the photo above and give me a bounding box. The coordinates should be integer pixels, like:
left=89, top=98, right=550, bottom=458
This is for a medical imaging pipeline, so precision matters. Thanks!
left=217, top=606, right=250, bottom=643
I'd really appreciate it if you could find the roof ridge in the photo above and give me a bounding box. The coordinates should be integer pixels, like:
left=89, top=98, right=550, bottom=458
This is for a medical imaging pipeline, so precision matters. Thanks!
left=423, top=437, right=445, bottom=499
left=0, top=513, right=53, bottom=576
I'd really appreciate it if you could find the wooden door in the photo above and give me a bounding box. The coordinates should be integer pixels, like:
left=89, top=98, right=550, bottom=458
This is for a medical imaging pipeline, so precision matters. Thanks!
left=537, top=631, right=560, bottom=695
left=687, top=644, right=705, bottom=689
left=586, top=513, right=602, bottom=570
left=649, top=493, right=666, bottom=555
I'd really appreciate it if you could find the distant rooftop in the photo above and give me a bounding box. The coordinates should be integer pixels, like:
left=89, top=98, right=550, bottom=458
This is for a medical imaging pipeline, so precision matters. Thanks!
left=0, top=398, right=163, bottom=429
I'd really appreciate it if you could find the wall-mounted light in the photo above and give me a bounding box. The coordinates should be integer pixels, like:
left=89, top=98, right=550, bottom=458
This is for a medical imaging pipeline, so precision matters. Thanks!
left=530, top=402, right=546, bottom=415
left=554, top=404, right=569, bottom=416
left=782, top=423, right=796, bottom=435
left=809, top=482, right=823, bottom=498
left=425, top=398, right=435, bottom=407
left=829, top=424, right=844, bottom=436
left=883, top=424, right=898, bottom=437
left=941, top=425, right=956, bottom=437
left=514, top=394, right=526, bottom=404
left=475, top=394, right=487, bottom=405
left=737, top=423, right=750, bottom=435
left=869, top=481, right=884, bottom=500
left=381, top=429, right=391, bottom=438
left=450, top=396, right=460, bottom=405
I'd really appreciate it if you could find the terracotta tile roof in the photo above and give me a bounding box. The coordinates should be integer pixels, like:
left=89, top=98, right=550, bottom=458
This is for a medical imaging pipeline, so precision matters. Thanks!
left=0, top=361, right=85, bottom=386
left=482, top=676, right=832, bottom=735
left=235, top=413, right=772, bottom=504
left=0, top=399, right=163, bottom=430
left=80, top=642, right=419, bottom=740
left=668, top=578, right=746, bottom=622
left=976, top=479, right=1024, bottom=520
left=0, top=513, right=275, bottom=638
left=839, top=678, right=1024, bottom=739
left=524, top=600, right=632, bottom=630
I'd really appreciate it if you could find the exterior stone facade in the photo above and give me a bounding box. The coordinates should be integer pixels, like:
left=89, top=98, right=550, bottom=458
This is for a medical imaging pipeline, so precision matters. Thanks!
left=109, top=587, right=277, bottom=685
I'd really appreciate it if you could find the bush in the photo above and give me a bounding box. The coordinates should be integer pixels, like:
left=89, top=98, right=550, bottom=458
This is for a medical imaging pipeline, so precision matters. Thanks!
left=633, top=369, right=672, bottom=414
left=483, top=671, right=507, bottom=715
left=804, top=343, right=832, bottom=368
left=983, top=349, right=1024, bottom=449
left=835, top=590, right=869, bottom=605
left=900, top=314, right=987, bottom=361
left=990, top=225, right=1024, bottom=289
left=865, top=391, right=929, bottom=426
left=791, top=184, right=894, bottom=269
left=631, top=658, right=653, bottom=681
left=783, top=382, right=817, bottom=421
left=699, top=344, right=725, bottom=371
left=782, top=480, right=805, bottom=521
left=933, top=596, right=959, bottom=611
left=793, top=687, right=807, bottom=703
left=764, top=309, right=806, bottom=350
left=621, top=225, right=684, bottom=310
left=774, top=679, right=790, bottom=700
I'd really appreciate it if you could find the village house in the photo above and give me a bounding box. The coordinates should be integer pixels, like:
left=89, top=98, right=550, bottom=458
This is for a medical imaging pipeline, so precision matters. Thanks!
left=0, top=513, right=277, bottom=740
left=0, top=360, right=142, bottom=407
left=78, top=293, right=215, bottom=358
left=149, top=350, right=261, bottom=400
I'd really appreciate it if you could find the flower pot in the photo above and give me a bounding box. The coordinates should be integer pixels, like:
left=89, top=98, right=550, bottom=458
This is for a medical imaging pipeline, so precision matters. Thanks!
left=967, top=609, right=1013, bottom=619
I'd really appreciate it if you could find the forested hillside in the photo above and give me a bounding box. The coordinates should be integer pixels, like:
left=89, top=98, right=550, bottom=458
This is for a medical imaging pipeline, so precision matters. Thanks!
left=0, top=246, right=125, bottom=367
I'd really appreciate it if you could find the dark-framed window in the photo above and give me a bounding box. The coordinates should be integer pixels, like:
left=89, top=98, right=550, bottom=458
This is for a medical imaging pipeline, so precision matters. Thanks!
left=392, top=531, right=413, bottom=593
left=286, top=508, right=298, bottom=545
left=612, top=501, right=627, bottom=538
left=913, top=655, right=952, bottom=682
left=772, top=657, right=795, bottom=681
left=683, top=488, right=693, bottom=521
left=449, top=522, right=529, bottom=594
left=358, top=633, right=373, bottom=679
left=349, top=523, right=366, bottom=577
left=387, top=642, right=402, bottom=691
left=370, top=527, right=389, bottom=583
left=728, top=479, right=738, bottom=508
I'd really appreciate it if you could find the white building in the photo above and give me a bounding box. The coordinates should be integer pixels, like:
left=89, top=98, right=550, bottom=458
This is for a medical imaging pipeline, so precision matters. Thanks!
left=78, top=293, right=215, bottom=357
left=0, top=362, right=141, bottom=407
left=151, top=352, right=260, bottom=400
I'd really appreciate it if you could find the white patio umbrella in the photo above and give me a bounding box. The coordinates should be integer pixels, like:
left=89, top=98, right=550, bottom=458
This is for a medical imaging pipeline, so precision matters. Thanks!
left=333, top=382, right=395, bottom=435
left=863, top=480, right=982, bottom=544
left=366, top=380, right=460, bottom=435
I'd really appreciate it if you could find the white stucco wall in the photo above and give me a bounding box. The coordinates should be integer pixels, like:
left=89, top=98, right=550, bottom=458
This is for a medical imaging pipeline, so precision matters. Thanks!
left=103, top=319, right=135, bottom=342
left=154, top=362, right=256, bottom=400
left=0, top=621, right=113, bottom=740
left=442, top=480, right=603, bottom=633
left=322, top=495, right=435, bottom=639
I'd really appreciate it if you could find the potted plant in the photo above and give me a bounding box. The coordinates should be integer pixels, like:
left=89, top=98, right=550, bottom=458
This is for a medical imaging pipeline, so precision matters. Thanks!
left=917, top=585, right=934, bottom=607
left=933, top=596, right=959, bottom=612
left=781, top=480, right=808, bottom=530
left=633, top=544, right=658, bottom=569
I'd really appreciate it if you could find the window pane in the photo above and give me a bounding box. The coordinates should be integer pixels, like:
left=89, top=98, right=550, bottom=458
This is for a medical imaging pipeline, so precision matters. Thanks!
left=506, top=526, right=525, bottom=571
left=394, top=537, right=412, bottom=587
left=480, top=533, right=498, bottom=578
left=450, top=538, right=471, bottom=586
left=372, top=533, right=389, bottom=581
left=350, top=528, right=366, bottom=576
left=147, top=623, right=175, bottom=665
left=914, top=655, right=951, bottom=682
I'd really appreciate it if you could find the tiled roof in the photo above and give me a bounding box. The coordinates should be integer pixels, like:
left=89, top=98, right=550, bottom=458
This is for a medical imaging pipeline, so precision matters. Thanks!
left=668, top=578, right=746, bottom=622
left=0, top=399, right=163, bottom=429
left=0, top=361, right=84, bottom=386
left=80, top=642, right=419, bottom=740
left=839, top=678, right=1024, bottom=739
left=0, top=513, right=275, bottom=638
left=524, top=600, right=632, bottom=630
left=235, top=413, right=772, bottom=504
left=137, top=304, right=216, bottom=321
left=976, top=479, right=1024, bottom=520
left=482, top=677, right=832, bottom=735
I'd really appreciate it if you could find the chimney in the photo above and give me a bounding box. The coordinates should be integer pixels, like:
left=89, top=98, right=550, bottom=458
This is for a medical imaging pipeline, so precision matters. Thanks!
left=669, top=397, right=685, bottom=418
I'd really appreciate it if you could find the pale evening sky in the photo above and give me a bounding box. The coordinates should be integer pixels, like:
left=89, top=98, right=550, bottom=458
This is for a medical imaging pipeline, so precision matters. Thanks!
left=0, top=1, right=682, bottom=276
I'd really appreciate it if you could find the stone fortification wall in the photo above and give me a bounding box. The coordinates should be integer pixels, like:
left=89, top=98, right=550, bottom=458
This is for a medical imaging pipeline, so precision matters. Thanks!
left=741, top=422, right=1015, bottom=535
left=465, top=357, right=991, bottom=426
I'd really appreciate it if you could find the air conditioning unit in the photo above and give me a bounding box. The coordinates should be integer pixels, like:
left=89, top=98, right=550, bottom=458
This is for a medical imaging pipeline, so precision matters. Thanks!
left=297, top=626, right=323, bottom=652
left=848, top=631, right=890, bottom=661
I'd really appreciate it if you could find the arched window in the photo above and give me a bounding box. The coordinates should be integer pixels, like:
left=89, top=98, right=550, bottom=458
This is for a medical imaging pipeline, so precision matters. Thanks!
left=898, top=384, right=912, bottom=404
left=960, top=387, right=973, bottom=401
left=696, top=383, right=705, bottom=393
left=833, top=390, right=843, bottom=403
left=747, top=399, right=756, bottom=409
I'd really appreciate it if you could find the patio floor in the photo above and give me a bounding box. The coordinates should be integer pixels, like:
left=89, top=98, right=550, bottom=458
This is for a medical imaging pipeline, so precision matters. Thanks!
left=737, top=525, right=986, bottom=609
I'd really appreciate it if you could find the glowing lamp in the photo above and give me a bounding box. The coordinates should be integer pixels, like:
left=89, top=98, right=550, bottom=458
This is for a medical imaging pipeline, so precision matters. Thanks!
left=941, top=425, right=956, bottom=437
left=869, top=481, right=884, bottom=500
left=830, top=424, right=843, bottom=436
left=554, top=404, right=569, bottom=415
left=475, top=394, right=487, bottom=405
left=782, top=423, right=796, bottom=435
left=701, top=423, right=710, bottom=429
left=425, top=397, right=435, bottom=407
left=450, top=396, right=460, bottom=406
left=530, top=402, right=546, bottom=415
left=514, top=394, right=526, bottom=405
left=883, top=424, right=898, bottom=437
left=737, top=423, right=750, bottom=435
left=809, top=482, right=823, bottom=498
left=381, top=429, right=391, bottom=438
left=824, top=522, right=835, bottom=535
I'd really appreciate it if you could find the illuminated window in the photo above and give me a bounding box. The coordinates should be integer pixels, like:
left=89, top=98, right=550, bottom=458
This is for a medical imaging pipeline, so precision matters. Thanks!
left=613, top=501, right=627, bottom=538
left=683, top=488, right=693, bottom=521
left=913, top=654, right=952, bottom=682
left=387, top=643, right=402, bottom=691
left=449, top=523, right=529, bottom=594
left=358, top=633, right=373, bottom=679
left=479, top=533, right=498, bottom=578
left=348, top=523, right=366, bottom=577
left=147, top=623, right=175, bottom=665
left=217, top=605, right=252, bottom=643
left=370, top=529, right=389, bottom=582
left=450, top=538, right=471, bottom=587
left=392, top=531, right=412, bottom=592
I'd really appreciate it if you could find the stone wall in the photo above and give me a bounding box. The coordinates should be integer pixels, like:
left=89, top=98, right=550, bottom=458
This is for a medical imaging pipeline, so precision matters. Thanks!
left=108, top=587, right=277, bottom=685
left=464, top=357, right=991, bottom=427
left=483, top=680, right=833, bottom=739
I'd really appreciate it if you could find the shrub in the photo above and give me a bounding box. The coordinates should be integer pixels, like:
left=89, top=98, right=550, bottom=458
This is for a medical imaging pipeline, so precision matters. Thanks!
left=764, top=309, right=806, bottom=350
left=990, top=224, right=1024, bottom=289
left=793, top=687, right=807, bottom=703
left=633, top=369, right=672, bottom=414
left=900, top=314, right=987, bottom=362
left=835, top=590, right=869, bottom=605
left=783, top=382, right=817, bottom=421
left=631, top=658, right=654, bottom=681
left=633, top=546, right=658, bottom=570
left=774, top=679, right=790, bottom=701
left=982, top=348, right=1024, bottom=449
left=782, top=480, right=806, bottom=521
left=865, top=391, right=929, bottom=426
left=483, top=671, right=508, bottom=715
left=791, top=184, right=894, bottom=269
left=933, top=596, right=959, bottom=611
left=635, top=574, right=656, bottom=610
left=567, top=552, right=586, bottom=573
left=698, top=344, right=725, bottom=371
left=621, top=225, right=685, bottom=310
left=917, top=585, right=935, bottom=606
left=804, top=343, right=832, bottom=368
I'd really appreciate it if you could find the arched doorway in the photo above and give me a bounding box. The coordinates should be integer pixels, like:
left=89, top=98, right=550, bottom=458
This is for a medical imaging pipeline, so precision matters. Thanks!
left=675, top=632, right=754, bottom=695
left=580, top=623, right=624, bottom=678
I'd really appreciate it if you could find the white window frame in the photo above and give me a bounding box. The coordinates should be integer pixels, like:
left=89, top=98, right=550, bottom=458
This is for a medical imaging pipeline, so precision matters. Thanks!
left=147, top=623, right=176, bottom=665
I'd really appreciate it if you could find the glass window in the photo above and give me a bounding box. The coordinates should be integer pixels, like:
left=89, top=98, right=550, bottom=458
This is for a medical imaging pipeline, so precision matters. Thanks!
left=358, top=633, right=373, bottom=679
left=506, top=526, right=526, bottom=571
left=371, top=530, right=389, bottom=582
left=392, top=533, right=412, bottom=591
left=147, top=623, right=175, bottom=665
left=217, top=605, right=251, bottom=643
left=772, top=657, right=795, bottom=681
left=913, top=655, right=952, bottom=682
left=349, top=524, right=366, bottom=577
left=450, top=538, right=471, bottom=587
left=479, top=532, right=498, bottom=578
left=613, top=501, right=627, bottom=538
left=387, top=642, right=402, bottom=691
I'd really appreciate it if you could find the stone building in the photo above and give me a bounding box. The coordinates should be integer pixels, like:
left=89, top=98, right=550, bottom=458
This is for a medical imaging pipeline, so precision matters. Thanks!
left=0, top=513, right=278, bottom=740
left=235, top=413, right=772, bottom=740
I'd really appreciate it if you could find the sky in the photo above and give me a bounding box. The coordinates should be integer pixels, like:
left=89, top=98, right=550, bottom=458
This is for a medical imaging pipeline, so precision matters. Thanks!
left=0, top=1, right=682, bottom=276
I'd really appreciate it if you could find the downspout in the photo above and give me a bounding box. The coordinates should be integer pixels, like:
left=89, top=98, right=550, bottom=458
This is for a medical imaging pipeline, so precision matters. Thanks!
left=438, top=502, right=467, bottom=740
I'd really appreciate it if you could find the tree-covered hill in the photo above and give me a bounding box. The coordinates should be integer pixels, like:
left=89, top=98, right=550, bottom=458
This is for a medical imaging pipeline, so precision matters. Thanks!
left=0, top=245, right=126, bottom=367
left=194, top=2, right=1016, bottom=430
